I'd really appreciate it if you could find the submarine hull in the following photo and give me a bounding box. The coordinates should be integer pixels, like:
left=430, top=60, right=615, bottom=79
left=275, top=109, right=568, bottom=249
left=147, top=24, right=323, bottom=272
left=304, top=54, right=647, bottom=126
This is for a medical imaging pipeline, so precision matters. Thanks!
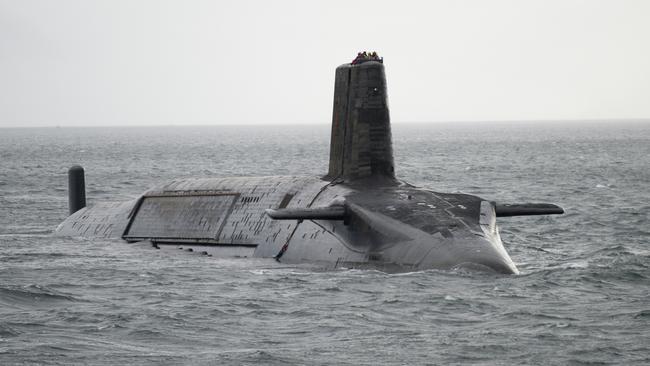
left=53, top=58, right=565, bottom=274
left=55, top=175, right=518, bottom=274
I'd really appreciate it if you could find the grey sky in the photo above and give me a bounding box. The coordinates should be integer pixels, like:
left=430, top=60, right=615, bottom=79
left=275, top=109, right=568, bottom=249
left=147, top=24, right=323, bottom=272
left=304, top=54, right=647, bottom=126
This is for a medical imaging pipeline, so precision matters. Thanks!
left=1, top=0, right=648, bottom=127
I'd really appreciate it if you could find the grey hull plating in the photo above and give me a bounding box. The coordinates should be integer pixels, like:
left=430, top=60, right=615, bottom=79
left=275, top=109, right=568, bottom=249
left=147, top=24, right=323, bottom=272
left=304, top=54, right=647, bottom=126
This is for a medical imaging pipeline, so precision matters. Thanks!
left=56, top=175, right=518, bottom=273
left=55, top=59, right=562, bottom=274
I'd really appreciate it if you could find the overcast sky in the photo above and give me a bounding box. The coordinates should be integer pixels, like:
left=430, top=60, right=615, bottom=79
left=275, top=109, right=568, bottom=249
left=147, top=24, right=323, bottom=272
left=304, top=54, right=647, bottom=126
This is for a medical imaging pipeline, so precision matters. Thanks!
left=1, top=0, right=648, bottom=127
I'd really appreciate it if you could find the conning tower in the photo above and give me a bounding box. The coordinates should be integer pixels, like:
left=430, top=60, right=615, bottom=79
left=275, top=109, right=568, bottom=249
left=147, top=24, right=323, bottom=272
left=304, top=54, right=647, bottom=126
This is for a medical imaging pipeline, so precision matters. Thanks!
left=327, top=61, right=395, bottom=181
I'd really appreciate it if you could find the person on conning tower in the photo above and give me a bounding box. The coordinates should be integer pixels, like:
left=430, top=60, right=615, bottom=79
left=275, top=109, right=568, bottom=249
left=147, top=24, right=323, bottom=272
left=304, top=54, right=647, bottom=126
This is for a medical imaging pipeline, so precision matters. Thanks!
left=351, top=52, right=363, bottom=65
left=351, top=51, right=383, bottom=65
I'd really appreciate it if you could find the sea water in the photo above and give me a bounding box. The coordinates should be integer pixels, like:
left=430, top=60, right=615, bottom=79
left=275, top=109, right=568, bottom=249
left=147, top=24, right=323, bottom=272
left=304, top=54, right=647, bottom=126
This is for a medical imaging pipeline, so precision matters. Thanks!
left=0, top=122, right=648, bottom=365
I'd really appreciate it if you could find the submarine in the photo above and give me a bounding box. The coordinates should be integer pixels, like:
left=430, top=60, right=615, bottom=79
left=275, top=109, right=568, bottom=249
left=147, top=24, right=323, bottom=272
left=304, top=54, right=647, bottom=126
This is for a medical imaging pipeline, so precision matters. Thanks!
left=55, top=56, right=564, bottom=274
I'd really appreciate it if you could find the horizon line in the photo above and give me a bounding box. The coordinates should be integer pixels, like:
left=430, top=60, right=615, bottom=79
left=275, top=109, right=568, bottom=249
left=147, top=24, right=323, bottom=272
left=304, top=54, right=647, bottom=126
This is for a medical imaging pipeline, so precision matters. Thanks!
left=1, top=118, right=649, bottom=129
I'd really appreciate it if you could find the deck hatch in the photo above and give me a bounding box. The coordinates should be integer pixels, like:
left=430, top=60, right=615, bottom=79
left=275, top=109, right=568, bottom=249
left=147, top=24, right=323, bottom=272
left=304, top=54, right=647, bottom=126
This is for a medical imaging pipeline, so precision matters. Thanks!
left=123, top=194, right=238, bottom=243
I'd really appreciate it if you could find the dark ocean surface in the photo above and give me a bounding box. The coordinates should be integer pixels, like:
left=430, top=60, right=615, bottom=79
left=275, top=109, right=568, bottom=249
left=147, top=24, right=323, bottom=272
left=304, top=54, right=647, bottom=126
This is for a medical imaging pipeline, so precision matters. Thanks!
left=0, top=122, right=648, bottom=365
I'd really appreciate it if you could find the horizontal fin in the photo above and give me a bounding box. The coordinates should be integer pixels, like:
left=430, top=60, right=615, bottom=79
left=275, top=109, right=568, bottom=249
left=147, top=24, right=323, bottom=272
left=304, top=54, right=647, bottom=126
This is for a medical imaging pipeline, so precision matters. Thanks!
left=265, top=206, right=347, bottom=220
left=494, top=203, right=564, bottom=217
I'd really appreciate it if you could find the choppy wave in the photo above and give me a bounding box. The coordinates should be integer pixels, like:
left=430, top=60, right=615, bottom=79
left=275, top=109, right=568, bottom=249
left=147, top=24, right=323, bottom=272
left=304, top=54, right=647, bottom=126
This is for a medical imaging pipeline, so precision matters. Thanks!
left=0, top=284, right=80, bottom=308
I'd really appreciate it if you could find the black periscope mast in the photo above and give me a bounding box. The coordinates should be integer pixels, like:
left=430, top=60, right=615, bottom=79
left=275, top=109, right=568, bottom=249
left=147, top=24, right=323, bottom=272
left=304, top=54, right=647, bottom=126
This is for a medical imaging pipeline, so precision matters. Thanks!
left=56, top=54, right=563, bottom=274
